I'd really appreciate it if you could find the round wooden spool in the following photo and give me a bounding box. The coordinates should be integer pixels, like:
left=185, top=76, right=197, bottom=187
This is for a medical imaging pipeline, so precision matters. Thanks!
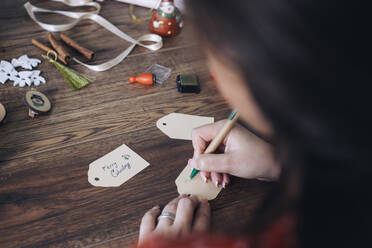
left=24, top=90, right=52, bottom=117
left=0, top=103, right=7, bottom=124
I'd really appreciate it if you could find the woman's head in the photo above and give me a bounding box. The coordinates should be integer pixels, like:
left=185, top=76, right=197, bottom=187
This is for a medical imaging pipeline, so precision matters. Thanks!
left=187, top=0, right=370, bottom=154
left=186, top=0, right=372, bottom=246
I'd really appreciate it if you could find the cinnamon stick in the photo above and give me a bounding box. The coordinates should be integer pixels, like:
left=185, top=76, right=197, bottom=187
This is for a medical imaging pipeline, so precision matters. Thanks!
left=31, top=39, right=67, bottom=64
left=60, top=33, right=95, bottom=60
left=47, top=32, right=71, bottom=63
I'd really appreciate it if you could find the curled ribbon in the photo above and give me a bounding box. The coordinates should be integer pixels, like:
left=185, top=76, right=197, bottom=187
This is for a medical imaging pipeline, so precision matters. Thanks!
left=24, top=1, right=163, bottom=72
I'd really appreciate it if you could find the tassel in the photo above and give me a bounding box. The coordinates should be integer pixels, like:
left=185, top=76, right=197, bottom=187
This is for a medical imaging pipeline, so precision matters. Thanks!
left=42, top=51, right=94, bottom=90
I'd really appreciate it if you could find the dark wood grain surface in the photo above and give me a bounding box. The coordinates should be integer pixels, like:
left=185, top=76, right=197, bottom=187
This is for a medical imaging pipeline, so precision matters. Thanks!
left=0, top=1, right=272, bottom=247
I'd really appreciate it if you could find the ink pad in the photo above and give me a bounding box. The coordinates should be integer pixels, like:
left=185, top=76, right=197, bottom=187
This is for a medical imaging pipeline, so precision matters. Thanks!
left=176, top=74, right=200, bottom=93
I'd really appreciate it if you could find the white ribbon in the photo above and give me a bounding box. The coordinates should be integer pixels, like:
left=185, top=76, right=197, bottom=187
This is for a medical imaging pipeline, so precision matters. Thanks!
left=24, top=1, right=163, bottom=72
left=115, top=0, right=162, bottom=9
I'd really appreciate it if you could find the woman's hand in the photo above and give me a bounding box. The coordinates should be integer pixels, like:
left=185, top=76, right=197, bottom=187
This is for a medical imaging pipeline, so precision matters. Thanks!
left=138, top=195, right=210, bottom=245
left=188, top=120, right=280, bottom=187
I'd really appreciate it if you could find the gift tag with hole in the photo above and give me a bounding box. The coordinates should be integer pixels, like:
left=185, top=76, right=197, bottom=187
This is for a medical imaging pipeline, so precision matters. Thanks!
left=156, top=113, right=214, bottom=140
left=175, top=165, right=222, bottom=200
left=88, top=144, right=150, bottom=187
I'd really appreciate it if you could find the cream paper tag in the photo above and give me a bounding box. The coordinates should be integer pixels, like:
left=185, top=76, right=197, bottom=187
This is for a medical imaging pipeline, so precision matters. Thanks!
left=88, top=144, right=150, bottom=187
left=156, top=113, right=214, bottom=140
left=175, top=166, right=222, bottom=200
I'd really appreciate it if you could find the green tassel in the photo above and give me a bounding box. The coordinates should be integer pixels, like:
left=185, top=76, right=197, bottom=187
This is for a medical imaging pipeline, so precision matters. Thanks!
left=42, top=54, right=93, bottom=90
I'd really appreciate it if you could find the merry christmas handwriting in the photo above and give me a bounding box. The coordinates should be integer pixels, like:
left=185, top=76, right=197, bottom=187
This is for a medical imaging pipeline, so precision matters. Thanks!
left=102, top=161, right=131, bottom=178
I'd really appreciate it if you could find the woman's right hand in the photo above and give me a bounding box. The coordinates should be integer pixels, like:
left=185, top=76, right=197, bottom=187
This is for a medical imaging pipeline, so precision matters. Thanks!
left=188, top=120, right=280, bottom=187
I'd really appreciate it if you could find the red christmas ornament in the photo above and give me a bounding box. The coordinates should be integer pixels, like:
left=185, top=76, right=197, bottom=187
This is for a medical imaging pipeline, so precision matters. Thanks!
left=149, top=0, right=182, bottom=37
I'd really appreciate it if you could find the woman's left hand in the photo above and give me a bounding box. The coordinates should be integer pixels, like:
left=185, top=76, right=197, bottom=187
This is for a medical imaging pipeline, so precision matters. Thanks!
left=138, top=195, right=211, bottom=244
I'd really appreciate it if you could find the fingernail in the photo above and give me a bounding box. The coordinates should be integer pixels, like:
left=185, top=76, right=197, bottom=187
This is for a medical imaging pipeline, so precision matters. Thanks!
left=202, top=175, right=208, bottom=183
left=222, top=181, right=226, bottom=188
left=152, top=205, right=160, bottom=209
left=215, top=181, right=219, bottom=187
left=201, top=199, right=209, bottom=204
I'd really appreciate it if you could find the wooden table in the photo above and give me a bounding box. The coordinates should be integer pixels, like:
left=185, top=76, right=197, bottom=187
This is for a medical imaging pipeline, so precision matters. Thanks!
left=0, top=1, right=271, bottom=247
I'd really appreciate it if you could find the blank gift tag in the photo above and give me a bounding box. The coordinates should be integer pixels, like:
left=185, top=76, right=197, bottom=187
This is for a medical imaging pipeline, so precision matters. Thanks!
left=175, top=166, right=222, bottom=200
left=88, top=144, right=149, bottom=187
left=157, top=113, right=214, bottom=140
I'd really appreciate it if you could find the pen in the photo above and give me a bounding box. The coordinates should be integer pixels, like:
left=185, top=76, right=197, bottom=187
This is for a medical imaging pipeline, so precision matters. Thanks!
left=190, top=110, right=239, bottom=179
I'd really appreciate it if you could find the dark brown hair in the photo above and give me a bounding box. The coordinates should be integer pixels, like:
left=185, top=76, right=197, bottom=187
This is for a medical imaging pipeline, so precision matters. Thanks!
left=186, top=1, right=372, bottom=247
